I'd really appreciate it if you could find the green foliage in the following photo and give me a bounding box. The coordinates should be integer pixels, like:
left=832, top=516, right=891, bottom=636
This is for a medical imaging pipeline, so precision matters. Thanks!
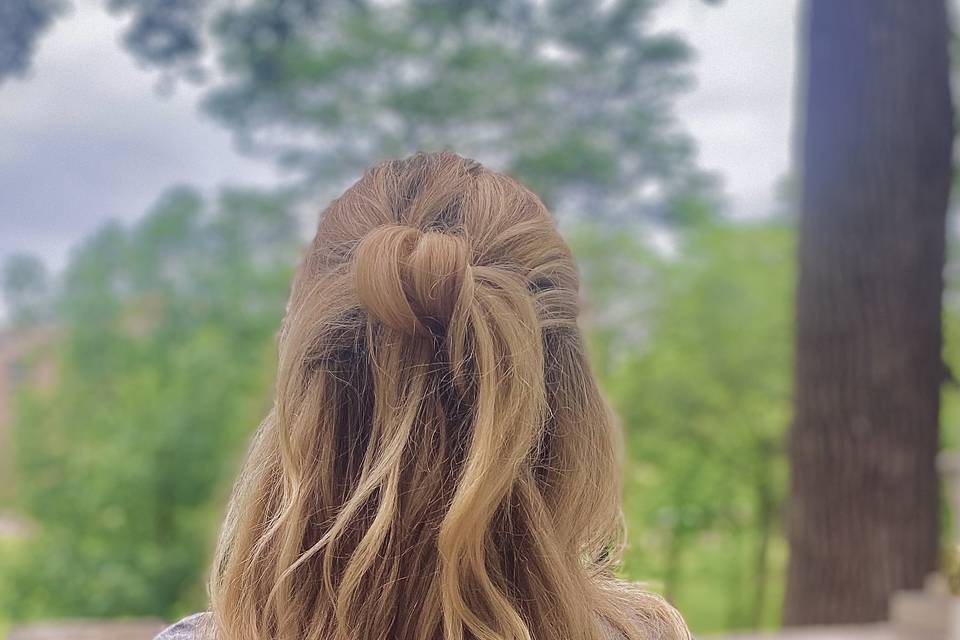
left=573, top=221, right=795, bottom=633
left=74, top=0, right=715, bottom=224
left=205, top=0, right=716, bottom=221
left=2, top=253, right=50, bottom=327
left=944, top=229, right=960, bottom=449
left=943, top=233, right=960, bottom=554
left=2, top=195, right=805, bottom=633
left=3, top=189, right=799, bottom=633
left=1, top=187, right=299, bottom=619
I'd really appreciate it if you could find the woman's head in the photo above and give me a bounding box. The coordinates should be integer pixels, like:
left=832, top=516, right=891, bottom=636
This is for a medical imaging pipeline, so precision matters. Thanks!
left=209, top=152, right=687, bottom=640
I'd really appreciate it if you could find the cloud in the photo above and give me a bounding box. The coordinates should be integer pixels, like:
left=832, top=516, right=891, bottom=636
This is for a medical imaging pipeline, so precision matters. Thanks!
left=0, top=0, right=278, bottom=271
left=655, top=0, right=799, bottom=217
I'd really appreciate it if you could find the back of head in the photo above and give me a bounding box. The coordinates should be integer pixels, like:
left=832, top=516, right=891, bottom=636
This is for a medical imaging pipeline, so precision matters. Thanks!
left=209, top=152, right=688, bottom=640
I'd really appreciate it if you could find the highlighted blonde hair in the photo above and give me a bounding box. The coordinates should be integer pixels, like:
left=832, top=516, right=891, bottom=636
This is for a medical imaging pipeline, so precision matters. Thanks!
left=208, top=152, right=689, bottom=640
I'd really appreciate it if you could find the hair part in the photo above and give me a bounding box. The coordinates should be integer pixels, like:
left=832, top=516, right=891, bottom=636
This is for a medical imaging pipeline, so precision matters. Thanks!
left=208, top=152, right=689, bottom=640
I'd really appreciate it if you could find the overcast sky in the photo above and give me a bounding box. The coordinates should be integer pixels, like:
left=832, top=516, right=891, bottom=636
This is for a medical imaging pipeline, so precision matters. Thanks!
left=0, top=0, right=799, bottom=274
left=657, top=0, right=799, bottom=215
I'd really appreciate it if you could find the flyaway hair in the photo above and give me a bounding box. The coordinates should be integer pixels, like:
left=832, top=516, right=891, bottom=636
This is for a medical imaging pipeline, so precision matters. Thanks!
left=208, top=152, right=689, bottom=640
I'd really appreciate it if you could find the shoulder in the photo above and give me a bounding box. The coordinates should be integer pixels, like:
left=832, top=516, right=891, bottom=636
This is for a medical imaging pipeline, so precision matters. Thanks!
left=601, top=582, right=692, bottom=640
left=153, top=612, right=214, bottom=640
left=624, top=591, right=691, bottom=640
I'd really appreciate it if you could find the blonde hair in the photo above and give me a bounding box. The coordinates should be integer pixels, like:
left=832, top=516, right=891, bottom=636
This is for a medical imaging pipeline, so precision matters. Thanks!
left=208, top=152, right=689, bottom=640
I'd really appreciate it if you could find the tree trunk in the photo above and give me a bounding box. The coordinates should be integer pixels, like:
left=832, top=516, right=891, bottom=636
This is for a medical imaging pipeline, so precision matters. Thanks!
left=785, top=0, right=953, bottom=625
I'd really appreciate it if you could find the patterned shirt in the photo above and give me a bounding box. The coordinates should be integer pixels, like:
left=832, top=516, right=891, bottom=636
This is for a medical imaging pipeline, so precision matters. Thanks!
left=154, top=612, right=211, bottom=640
left=153, top=611, right=654, bottom=639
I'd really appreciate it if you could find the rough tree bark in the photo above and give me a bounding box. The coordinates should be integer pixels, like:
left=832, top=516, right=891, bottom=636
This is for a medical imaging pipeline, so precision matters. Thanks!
left=785, top=0, right=954, bottom=625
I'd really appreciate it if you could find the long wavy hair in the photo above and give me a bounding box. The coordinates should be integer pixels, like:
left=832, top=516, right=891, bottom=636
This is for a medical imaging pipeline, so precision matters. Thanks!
left=207, top=152, right=689, bottom=640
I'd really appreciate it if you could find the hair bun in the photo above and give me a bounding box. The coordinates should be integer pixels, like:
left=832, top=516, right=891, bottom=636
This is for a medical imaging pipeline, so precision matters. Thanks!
left=353, top=225, right=472, bottom=336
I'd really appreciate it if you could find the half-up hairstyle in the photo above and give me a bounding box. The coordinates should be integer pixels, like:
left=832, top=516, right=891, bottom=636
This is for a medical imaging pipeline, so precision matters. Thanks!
left=208, top=152, right=689, bottom=640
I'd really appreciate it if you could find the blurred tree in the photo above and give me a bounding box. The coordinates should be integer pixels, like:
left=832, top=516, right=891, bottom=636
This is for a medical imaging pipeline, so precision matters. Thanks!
left=2, top=254, right=51, bottom=327
left=575, top=221, right=794, bottom=632
left=2, top=187, right=299, bottom=618
left=786, top=0, right=954, bottom=624
left=0, top=0, right=717, bottom=223
left=1, top=0, right=739, bottom=624
left=106, top=0, right=206, bottom=79
left=197, top=0, right=716, bottom=221
left=0, top=0, right=66, bottom=82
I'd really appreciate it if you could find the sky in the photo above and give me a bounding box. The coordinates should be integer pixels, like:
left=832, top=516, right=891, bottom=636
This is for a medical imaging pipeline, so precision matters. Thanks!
left=657, top=0, right=799, bottom=216
left=0, top=0, right=800, bottom=276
